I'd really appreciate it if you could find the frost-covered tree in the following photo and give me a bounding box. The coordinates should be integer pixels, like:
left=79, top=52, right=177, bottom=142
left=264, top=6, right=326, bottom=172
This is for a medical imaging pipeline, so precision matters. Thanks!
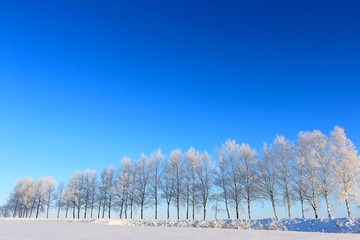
left=214, top=149, right=231, bottom=219
left=239, top=143, right=258, bottom=220
left=329, top=126, right=360, bottom=218
left=312, top=131, right=335, bottom=218
left=168, top=149, right=183, bottom=220
left=42, top=177, right=55, bottom=218
left=296, top=131, right=321, bottom=219
left=10, top=178, right=35, bottom=218
left=34, top=177, right=55, bottom=218
left=136, top=153, right=150, bottom=219
left=194, top=151, right=213, bottom=220
left=116, top=156, right=131, bottom=219
left=82, top=169, right=97, bottom=219
left=160, top=157, right=175, bottom=219
left=65, top=171, right=85, bottom=219
left=270, top=135, right=294, bottom=218
left=257, top=145, right=279, bottom=219
left=148, top=149, right=165, bottom=219
left=185, top=147, right=201, bottom=220
left=217, top=139, right=242, bottom=219
left=99, top=167, right=115, bottom=218
left=54, top=181, right=65, bottom=218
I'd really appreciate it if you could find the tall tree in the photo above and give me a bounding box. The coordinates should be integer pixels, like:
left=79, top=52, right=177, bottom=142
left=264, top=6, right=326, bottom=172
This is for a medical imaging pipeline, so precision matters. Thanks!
left=329, top=126, right=360, bottom=218
left=217, top=140, right=242, bottom=219
left=83, top=169, right=97, bottom=219
left=194, top=151, right=213, bottom=220
left=148, top=149, right=164, bottom=219
left=43, top=177, right=55, bottom=218
left=160, top=157, right=175, bottom=219
left=270, top=135, right=294, bottom=218
left=169, top=149, right=183, bottom=220
left=296, top=131, right=321, bottom=219
left=239, top=143, right=258, bottom=220
left=257, top=145, right=279, bottom=219
left=54, top=181, right=65, bottom=218
left=136, top=153, right=150, bottom=219
left=185, top=147, right=200, bottom=220
left=312, top=130, right=335, bottom=218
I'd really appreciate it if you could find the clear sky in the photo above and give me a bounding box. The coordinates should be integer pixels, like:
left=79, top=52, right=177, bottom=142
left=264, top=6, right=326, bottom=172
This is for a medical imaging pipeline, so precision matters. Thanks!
left=1, top=0, right=360, bottom=217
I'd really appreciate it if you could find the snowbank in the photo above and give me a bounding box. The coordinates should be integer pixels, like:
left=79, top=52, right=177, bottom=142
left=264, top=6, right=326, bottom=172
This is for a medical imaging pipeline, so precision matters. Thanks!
left=99, top=218, right=360, bottom=233
left=1, top=217, right=359, bottom=234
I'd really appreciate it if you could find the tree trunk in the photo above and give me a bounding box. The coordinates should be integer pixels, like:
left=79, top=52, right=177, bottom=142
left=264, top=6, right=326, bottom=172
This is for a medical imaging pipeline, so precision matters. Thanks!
left=285, top=186, right=291, bottom=218
left=46, top=192, right=51, bottom=218
left=325, top=192, right=331, bottom=218
left=36, top=198, right=41, bottom=218
left=167, top=202, right=170, bottom=219
left=345, top=196, right=351, bottom=218
left=203, top=203, right=206, bottom=220
left=155, top=193, right=158, bottom=219
left=247, top=199, right=251, bottom=220
left=271, top=195, right=277, bottom=219
left=235, top=202, right=239, bottom=219
left=141, top=202, right=144, bottom=219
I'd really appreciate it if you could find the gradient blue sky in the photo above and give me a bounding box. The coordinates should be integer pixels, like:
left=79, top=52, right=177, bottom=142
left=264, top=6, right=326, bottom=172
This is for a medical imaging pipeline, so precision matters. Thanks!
left=1, top=0, right=360, bottom=217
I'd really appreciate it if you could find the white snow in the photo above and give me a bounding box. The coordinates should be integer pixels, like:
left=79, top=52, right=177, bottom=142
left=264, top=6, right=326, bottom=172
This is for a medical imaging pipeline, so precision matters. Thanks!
left=1, top=218, right=360, bottom=239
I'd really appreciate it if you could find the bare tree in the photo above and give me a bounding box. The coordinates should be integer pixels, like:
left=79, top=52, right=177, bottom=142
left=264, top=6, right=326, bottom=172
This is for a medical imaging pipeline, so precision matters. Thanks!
left=185, top=147, right=200, bottom=220
left=160, top=157, right=175, bottom=219
left=66, top=171, right=85, bottom=219
left=312, top=130, right=335, bottom=218
left=43, top=177, right=55, bottom=218
left=270, top=135, right=294, bottom=218
left=194, top=151, right=213, bottom=220
left=296, top=131, right=321, bottom=219
left=329, top=126, right=360, bottom=218
left=168, top=149, right=183, bottom=220
left=239, top=143, right=258, bottom=220
left=136, top=153, right=150, bottom=219
left=217, top=139, right=242, bottom=219
left=116, top=156, right=131, bottom=219
left=54, top=181, right=65, bottom=218
left=148, top=149, right=164, bottom=219
left=100, top=167, right=115, bottom=218
left=83, top=169, right=97, bottom=219
left=257, top=145, right=279, bottom=219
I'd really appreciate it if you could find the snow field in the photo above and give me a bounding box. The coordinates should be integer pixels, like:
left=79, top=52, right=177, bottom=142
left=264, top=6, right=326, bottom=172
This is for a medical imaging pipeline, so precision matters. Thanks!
left=0, top=219, right=359, bottom=240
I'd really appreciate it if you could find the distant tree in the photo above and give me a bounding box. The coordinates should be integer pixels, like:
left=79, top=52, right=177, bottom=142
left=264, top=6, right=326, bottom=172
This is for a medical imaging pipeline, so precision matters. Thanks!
left=329, top=126, right=360, bottom=218
left=257, top=145, right=279, bottom=219
left=160, top=157, right=175, bottom=219
left=296, top=131, right=321, bottom=219
left=42, top=177, right=55, bottom=218
left=185, top=147, right=200, bottom=220
left=312, top=131, right=335, bottom=218
left=148, top=149, right=164, bottom=219
left=54, top=181, right=65, bottom=218
left=116, top=156, right=131, bottom=219
left=214, top=149, right=231, bottom=219
left=270, top=135, right=294, bottom=218
left=168, top=149, right=183, bottom=220
left=136, top=153, right=150, bottom=219
left=217, top=140, right=242, bottom=219
left=82, top=169, right=97, bottom=219
left=239, top=143, right=258, bottom=220
left=194, top=151, right=213, bottom=220
left=66, top=171, right=85, bottom=219
left=100, top=167, right=115, bottom=218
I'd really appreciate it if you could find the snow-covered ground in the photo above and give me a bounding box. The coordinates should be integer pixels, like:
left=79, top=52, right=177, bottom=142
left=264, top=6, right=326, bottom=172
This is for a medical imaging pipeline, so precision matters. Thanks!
left=0, top=218, right=359, bottom=240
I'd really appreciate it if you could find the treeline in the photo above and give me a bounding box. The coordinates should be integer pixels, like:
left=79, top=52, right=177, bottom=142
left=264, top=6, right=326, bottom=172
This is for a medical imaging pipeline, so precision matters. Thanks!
left=1, top=126, right=359, bottom=220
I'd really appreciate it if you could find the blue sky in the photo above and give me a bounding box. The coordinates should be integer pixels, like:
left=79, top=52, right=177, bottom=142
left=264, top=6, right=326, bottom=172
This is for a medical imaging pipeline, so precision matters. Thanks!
left=1, top=0, right=360, bottom=217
